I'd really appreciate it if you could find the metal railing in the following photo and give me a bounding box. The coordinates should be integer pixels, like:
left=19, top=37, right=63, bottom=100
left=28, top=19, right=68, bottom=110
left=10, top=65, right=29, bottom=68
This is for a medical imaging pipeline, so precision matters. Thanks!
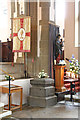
left=0, top=68, right=15, bottom=81
left=0, top=68, right=15, bottom=110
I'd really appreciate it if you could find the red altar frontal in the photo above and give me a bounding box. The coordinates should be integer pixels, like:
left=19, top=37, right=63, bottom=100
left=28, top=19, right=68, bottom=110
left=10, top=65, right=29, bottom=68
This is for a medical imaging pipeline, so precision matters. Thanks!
left=12, top=16, right=31, bottom=52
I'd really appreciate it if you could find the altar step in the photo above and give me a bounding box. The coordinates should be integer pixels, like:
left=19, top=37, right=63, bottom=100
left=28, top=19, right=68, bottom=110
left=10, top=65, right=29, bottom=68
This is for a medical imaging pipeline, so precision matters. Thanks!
left=65, top=92, right=80, bottom=102
left=0, top=110, right=12, bottom=119
left=0, top=103, right=12, bottom=120
left=56, top=92, right=80, bottom=103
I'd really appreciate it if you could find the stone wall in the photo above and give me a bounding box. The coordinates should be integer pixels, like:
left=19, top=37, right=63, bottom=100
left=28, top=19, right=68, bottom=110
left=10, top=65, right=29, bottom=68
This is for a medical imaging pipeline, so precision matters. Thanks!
left=39, top=2, right=50, bottom=75
left=11, top=2, right=50, bottom=77
left=24, top=2, right=50, bottom=77
left=64, top=2, right=80, bottom=70
left=0, top=62, right=25, bottom=80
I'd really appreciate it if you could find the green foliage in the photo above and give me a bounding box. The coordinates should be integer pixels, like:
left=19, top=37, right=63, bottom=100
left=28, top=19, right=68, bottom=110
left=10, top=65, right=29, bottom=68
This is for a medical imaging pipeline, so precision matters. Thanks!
left=5, top=75, right=14, bottom=80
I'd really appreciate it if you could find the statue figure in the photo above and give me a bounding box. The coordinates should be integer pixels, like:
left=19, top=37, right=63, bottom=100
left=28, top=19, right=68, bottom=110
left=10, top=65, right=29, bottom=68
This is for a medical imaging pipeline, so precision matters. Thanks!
left=55, top=34, right=64, bottom=63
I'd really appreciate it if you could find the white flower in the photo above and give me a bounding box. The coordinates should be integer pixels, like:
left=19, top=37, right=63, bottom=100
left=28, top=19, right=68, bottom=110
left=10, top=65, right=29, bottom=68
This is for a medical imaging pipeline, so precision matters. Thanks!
left=38, top=70, right=49, bottom=78
left=12, top=77, right=15, bottom=80
left=39, top=72, right=41, bottom=74
left=42, top=69, right=44, bottom=72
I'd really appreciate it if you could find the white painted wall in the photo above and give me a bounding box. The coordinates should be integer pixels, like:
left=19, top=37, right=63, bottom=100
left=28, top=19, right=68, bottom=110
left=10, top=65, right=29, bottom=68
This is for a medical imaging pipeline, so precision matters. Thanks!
left=0, top=0, right=11, bottom=42
left=56, top=0, right=65, bottom=38
left=0, top=79, right=31, bottom=105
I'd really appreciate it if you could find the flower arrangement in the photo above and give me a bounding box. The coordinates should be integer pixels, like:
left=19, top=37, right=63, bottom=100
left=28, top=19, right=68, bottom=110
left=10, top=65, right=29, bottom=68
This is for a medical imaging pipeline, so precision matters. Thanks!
left=38, top=70, right=49, bottom=78
left=5, top=75, right=15, bottom=80
left=69, top=55, right=80, bottom=74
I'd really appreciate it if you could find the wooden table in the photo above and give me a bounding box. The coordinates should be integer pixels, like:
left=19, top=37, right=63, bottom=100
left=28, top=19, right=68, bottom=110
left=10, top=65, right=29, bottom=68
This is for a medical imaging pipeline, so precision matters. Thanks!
left=64, top=79, right=78, bottom=101
left=0, top=84, right=23, bottom=111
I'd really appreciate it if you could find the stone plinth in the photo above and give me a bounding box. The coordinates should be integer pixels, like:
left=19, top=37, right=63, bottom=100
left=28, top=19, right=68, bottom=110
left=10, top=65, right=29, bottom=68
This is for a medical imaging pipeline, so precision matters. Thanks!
left=30, top=78, right=54, bottom=87
left=30, top=86, right=55, bottom=97
left=28, top=96, right=57, bottom=107
left=28, top=78, right=57, bottom=107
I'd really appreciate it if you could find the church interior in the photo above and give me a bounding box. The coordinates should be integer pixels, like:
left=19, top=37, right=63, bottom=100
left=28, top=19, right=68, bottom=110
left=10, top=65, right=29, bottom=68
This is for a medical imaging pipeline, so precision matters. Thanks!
left=0, top=0, right=80, bottom=119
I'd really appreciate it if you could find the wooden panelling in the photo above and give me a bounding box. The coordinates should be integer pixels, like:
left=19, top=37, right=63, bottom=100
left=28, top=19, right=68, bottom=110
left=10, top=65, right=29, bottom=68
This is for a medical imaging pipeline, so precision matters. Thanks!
left=0, top=41, right=13, bottom=62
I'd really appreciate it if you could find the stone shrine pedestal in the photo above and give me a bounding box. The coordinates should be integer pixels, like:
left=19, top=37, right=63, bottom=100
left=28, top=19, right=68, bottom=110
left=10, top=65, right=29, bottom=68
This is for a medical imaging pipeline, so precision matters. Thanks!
left=28, top=78, right=57, bottom=107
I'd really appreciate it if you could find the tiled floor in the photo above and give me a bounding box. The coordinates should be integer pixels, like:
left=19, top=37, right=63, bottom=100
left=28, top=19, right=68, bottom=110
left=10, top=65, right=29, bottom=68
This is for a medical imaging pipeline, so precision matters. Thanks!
left=2, top=92, right=80, bottom=120
left=11, top=102, right=79, bottom=119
